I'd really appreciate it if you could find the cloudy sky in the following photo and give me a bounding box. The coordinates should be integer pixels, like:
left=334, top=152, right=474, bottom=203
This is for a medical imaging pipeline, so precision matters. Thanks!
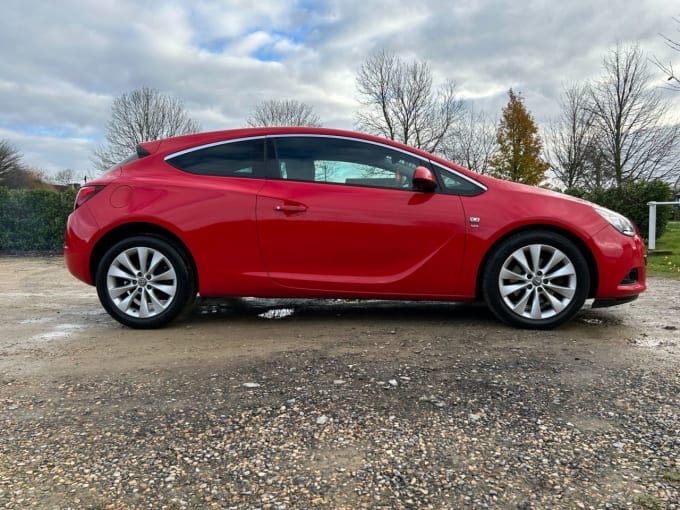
left=1, top=0, right=679, bottom=180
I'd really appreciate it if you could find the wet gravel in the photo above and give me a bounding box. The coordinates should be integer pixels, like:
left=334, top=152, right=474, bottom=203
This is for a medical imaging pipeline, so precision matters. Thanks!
left=2, top=340, right=679, bottom=509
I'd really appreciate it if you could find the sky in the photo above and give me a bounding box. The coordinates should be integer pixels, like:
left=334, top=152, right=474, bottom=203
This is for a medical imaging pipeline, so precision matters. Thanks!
left=1, top=0, right=679, bottom=181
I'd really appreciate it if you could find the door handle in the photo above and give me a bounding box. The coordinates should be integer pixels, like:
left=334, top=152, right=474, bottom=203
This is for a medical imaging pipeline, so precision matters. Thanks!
left=274, top=203, right=308, bottom=213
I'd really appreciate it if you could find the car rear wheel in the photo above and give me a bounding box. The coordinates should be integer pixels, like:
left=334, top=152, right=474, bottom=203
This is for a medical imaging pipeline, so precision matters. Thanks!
left=95, top=236, right=194, bottom=329
left=483, top=231, right=589, bottom=329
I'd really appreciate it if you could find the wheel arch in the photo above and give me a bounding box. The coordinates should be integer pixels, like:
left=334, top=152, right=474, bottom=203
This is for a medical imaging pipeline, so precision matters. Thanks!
left=89, top=222, right=198, bottom=291
left=474, top=225, right=599, bottom=301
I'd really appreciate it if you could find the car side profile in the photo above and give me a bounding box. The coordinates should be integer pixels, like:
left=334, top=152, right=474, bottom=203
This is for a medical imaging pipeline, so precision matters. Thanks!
left=64, top=127, right=646, bottom=329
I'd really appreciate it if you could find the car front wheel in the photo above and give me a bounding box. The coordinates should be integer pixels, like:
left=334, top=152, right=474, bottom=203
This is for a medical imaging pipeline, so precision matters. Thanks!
left=483, top=231, right=590, bottom=329
left=95, top=236, right=194, bottom=329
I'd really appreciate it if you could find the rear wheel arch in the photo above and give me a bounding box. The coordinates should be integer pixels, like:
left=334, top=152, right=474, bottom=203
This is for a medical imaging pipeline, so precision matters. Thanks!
left=89, top=223, right=198, bottom=292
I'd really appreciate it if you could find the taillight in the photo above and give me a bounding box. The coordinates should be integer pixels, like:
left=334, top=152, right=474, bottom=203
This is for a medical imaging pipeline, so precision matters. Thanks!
left=74, top=185, right=104, bottom=210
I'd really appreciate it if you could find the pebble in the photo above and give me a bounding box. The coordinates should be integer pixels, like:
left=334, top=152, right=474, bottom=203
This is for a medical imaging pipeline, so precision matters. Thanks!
left=1, top=346, right=678, bottom=509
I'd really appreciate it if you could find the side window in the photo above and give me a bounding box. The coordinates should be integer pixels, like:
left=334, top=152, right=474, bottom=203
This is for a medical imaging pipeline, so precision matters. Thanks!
left=272, top=137, right=429, bottom=190
left=435, top=164, right=485, bottom=196
left=166, top=139, right=265, bottom=178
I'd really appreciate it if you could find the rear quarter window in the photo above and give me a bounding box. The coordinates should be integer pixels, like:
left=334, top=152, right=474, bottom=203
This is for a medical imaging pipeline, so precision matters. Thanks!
left=166, top=139, right=265, bottom=178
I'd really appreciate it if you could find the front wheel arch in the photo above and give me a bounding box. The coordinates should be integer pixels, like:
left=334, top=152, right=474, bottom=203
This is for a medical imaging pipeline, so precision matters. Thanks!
left=475, top=225, right=598, bottom=302
left=481, top=229, right=592, bottom=329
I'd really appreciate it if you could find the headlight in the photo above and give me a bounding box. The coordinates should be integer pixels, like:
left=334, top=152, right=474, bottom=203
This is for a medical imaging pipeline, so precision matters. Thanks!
left=593, top=206, right=635, bottom=237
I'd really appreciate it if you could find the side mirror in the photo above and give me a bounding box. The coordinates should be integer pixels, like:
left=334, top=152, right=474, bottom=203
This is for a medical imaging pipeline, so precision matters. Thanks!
left=412, top=166, right=437, bottom=192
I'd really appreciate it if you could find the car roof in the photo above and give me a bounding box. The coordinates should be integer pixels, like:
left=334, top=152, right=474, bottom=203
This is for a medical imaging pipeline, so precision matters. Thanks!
left=144, top=127, right=429, bottom=159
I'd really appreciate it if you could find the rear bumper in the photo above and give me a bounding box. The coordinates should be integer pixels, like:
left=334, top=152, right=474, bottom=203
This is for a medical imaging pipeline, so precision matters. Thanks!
left=63, top=207, right=99, bottom=286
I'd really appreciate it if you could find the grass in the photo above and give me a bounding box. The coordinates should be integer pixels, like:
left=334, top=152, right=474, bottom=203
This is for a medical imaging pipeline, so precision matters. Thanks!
left=647, top=221, right=680, bottom=277
left=662, top=471, right=680, bottom=484
left=634, top=472, right=680, bottom=509
left=636, top=495, right=665, bottom=509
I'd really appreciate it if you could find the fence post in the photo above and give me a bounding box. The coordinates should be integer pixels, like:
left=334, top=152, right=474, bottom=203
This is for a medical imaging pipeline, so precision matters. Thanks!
left=648, top=203, right=657, bottom=250
left=647, top=201, right=680, bottom=250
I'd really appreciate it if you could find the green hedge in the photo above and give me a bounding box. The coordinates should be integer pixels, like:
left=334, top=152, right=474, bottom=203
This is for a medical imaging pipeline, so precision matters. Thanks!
left=566, top=180, right=674, bottom=241
left=0, top=187, right=77, bottom=251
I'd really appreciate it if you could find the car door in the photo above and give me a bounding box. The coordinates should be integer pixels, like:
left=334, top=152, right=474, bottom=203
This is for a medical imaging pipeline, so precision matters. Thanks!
left=255, top=135, right=467, bottom=297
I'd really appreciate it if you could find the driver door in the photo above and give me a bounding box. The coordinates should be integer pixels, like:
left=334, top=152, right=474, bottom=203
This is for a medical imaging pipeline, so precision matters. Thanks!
left=256, top=136, right=466, bottom=297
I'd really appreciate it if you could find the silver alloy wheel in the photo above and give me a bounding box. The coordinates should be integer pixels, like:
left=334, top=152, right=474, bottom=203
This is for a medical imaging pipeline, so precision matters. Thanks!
left=106, top=246, right=177, bottom=319
left=498, top=243, right=577, bottom=320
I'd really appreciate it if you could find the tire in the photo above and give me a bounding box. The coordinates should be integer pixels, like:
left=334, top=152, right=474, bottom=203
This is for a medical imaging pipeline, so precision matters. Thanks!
left=482, top=231, right=589, bottom=329
left=95, top=236, right=195, bottom=329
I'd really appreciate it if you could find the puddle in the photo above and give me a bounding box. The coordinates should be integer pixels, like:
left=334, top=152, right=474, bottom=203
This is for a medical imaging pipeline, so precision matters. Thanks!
left=19, top=317, right=53, bottom=325
left=258, top=308, right=295, bottom=320
left=630, top=334, right=666, bottom=348
left=30, top=323, right=87, bottom=342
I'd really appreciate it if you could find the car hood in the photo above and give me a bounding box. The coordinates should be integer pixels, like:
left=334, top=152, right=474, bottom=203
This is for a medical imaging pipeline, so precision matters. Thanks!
left=475, top=174, right=594, bottom=207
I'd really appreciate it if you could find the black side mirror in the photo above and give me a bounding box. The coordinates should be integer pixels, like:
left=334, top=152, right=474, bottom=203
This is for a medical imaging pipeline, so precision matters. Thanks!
left=412, top=166, right=437, bottom=192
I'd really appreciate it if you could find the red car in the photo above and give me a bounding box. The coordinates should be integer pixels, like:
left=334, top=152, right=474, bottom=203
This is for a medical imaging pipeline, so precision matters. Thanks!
left=64, top=127, right=646, bottom=329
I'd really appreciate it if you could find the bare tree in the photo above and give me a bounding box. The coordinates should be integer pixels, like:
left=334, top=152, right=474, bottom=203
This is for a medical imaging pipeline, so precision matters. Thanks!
left=653, top=17, right=680, bottom=91
left=93, top=87, right=200, bottom=171
left=53, top=168, right=76, bottom=186
left=443, top=108, right=497, bottom=174
left=355, top=49, right=464, bottom=153
left=544, top=83, right=599, bottom=189
left=0, top=140, right=23, bottom=182
left=589, top=43, right=680, bottom=186
left=246, top=99, right=322, bottom=127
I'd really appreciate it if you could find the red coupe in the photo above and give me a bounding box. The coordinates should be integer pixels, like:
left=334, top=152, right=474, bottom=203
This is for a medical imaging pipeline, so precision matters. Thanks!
left=65, top=127, right=646, bottom=329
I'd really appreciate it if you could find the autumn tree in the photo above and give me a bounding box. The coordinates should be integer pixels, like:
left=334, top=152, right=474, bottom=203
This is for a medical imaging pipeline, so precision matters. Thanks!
left=93, top=87, right=200, bottom=171
left=443, top=108, right=497, bottom=175
left=247, top=99, right=322, bottom=127
left=490, top=89, right=549, bottom=185
left=355, top=49, right=464, bottom=153
left=589, top=43, right=680, bottom=186
left=1, top=167, right=52, bottom=189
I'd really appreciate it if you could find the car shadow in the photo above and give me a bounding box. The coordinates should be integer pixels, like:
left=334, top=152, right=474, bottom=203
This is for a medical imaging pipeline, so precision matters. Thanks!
left=190, top=297, right=497, bottom=325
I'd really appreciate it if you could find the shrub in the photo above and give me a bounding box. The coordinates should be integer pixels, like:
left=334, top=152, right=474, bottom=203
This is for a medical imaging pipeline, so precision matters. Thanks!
left=0, top=187, right=77, bottom=251
left=566, top=180, right=674, bottom=241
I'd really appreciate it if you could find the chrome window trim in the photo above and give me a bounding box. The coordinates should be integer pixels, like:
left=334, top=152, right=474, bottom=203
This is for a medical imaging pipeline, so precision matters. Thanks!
left=163, top=136, right=266, bottom=161
left=163, top=133, right=487, bottom=193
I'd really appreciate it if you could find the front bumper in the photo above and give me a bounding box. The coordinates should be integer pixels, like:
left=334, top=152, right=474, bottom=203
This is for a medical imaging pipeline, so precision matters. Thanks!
left=591, top=225, right=646, bottom=301
left=592, top=295, right=639, bottom=308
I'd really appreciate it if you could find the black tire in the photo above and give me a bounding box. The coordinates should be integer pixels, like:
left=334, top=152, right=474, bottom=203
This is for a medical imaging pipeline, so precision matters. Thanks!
left=482, top=231, right=589, bottom=329
left=95, top=236, right=195, bottom=329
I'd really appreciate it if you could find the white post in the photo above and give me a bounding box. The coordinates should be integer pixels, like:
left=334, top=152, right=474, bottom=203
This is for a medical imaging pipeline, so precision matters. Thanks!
left=647, top=201, right=680, bottom=250
left=648, top=203, right=657, bottom=250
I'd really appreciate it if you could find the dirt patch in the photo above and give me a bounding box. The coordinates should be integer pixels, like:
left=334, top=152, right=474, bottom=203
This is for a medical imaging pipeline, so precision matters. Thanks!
left=1, top=257, right=678, bottom=508
left=1, top=257, right=678, bottom=380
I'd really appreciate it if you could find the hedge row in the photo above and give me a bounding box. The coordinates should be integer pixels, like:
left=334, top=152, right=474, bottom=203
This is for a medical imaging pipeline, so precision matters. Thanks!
left=566, top=180, right=674, bottom=241
left=0, top=187, right=77, bottom=251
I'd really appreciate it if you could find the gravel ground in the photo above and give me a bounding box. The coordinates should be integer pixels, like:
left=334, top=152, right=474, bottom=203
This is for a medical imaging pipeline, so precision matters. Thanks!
left=0, top=257, right=679, bottom=509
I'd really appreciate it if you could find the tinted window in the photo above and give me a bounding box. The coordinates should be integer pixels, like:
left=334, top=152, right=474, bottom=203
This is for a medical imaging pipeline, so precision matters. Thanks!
left=434, top=165, right=485, bottom=196
left=272, top=136, right=430, bottom=190
left=167, top=139, right=265, bottom=178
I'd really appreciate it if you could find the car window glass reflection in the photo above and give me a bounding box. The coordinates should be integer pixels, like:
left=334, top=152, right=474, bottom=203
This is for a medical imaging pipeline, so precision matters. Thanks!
left=167, top=139, right=265, bottom=177
left=274, top=137, right=428, bottom=190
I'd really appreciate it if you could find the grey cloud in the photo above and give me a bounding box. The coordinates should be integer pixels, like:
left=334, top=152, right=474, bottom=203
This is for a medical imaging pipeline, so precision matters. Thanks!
left=0, top=0, right=678, bottom=177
